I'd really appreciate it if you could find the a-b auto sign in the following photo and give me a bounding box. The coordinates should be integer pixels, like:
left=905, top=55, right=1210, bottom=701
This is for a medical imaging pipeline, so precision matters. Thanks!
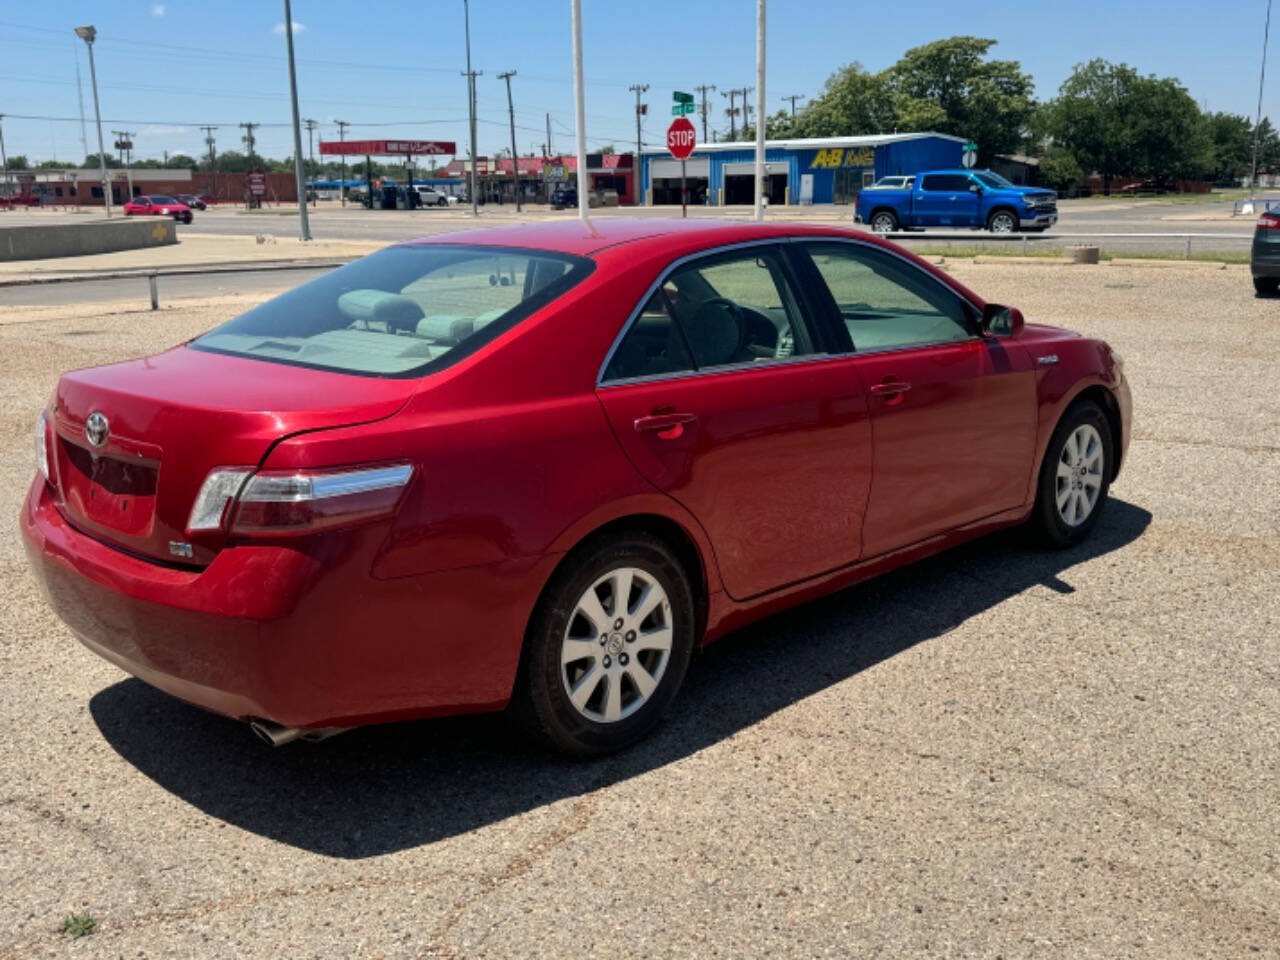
left=809, top=148, right=874, bottom=169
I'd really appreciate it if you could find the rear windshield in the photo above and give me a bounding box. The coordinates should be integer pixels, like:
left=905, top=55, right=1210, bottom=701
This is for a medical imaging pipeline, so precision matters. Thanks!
left=192, top=245, right=592, bottom=377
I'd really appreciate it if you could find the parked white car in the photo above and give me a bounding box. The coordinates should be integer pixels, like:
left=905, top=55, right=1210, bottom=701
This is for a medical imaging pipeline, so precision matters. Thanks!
left=414, top=187, right=459, bottom=207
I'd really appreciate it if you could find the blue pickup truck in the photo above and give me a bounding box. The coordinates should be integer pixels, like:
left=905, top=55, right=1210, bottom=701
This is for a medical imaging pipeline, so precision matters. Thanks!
left=855, top=169, right=1058, bottom=234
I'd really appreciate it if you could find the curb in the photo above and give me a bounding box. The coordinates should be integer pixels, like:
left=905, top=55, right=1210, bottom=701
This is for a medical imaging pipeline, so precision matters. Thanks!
left=0, top=259, right=355, bottom=288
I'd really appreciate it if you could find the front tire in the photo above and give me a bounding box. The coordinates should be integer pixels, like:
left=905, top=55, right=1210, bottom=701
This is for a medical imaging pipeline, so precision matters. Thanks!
left=1033, top=401, right=1113, bottom=548
left=1254, top=276, right=1279, bottom=296
left=516, top=533, right=696, bottom=756
left=987, top=209, right=1018, bottom=234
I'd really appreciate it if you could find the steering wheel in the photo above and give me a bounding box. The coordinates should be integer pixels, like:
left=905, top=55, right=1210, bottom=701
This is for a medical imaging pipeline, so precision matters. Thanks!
left=685, top=297, right=746, bottom=366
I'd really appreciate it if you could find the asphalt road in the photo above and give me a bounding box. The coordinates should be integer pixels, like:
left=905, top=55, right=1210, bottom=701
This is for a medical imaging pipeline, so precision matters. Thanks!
left=1, top=262, right=1276, bottom=958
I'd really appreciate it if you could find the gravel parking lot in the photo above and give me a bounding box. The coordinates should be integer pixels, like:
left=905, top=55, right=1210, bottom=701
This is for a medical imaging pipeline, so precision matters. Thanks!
left=1, top=261, right=1276, bottom=958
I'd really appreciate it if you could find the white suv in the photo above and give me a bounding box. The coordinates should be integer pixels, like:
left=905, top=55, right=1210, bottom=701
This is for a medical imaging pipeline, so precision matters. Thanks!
left=415, top=187, right=457, bottom=207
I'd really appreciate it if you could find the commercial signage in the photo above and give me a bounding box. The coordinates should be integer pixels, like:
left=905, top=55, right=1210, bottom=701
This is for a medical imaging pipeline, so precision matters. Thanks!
left=318, top=139, right=457, bottom=157
left=666, top=117, right=697, bottom=160
left=248, top=171, right=266, bottom=196
left=809, top=147, right=874, bottom=169
left=962, top=141, right=978, bottom=169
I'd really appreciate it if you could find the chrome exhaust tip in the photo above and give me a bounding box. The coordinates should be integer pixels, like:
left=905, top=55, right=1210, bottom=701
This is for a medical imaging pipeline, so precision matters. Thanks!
left=248, top=719, right=347, bottom=747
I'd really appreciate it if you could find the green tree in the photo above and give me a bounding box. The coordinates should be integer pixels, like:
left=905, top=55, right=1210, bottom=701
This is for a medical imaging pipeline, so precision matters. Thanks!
left=4, top=154, right=30, bottom=170
left=793, top=62, right=896, bottom=138
left=168, top=153, right=198, bottom=170
left=1038, top=146, right=1084, bottom=192
left=1204, top=112, right=1254, bottom=180
left=214, top=150, right=251, bottom=173
left=886, top=36, right=1035, bottom=163
left=83, top=153, right=123, bottom=169
left=1255, top=117, right=1280, bottom=173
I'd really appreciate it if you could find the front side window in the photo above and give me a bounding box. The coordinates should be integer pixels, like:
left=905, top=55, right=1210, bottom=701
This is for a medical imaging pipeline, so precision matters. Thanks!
left=802, top=242, right=975, bottom=352
left=194, top=245, right=591, bottom=377
left=974, top=171, right=1015, bottom=189
left=602, top=247, right=815, bottom=382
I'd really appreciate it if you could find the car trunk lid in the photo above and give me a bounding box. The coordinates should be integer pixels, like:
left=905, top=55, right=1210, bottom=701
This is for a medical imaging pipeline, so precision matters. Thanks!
left=50, top=345, right=416, bottom=565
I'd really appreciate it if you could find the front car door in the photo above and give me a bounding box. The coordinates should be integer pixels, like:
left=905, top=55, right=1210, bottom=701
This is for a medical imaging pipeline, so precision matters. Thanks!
left=795, top=240, right=1038, bottom=558
left=596, top=243, right=873, bottom=601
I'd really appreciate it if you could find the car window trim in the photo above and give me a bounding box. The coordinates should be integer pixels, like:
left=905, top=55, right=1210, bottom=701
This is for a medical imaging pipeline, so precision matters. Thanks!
left=598, top=350, right=843, bottom=389
left=790, top=237, right=982, bottom=349
left=596, top=238, right=826, bottom=386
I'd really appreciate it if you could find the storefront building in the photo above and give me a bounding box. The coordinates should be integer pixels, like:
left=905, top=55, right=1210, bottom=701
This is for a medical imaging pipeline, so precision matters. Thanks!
left=640, top=133, right=965, bottom=206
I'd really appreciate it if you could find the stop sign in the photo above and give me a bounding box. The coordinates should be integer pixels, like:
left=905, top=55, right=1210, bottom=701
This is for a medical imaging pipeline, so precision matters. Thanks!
left=667, top=117, right=697, bottom=160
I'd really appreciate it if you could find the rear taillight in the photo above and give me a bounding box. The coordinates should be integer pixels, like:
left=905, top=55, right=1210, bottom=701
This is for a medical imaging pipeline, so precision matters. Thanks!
left=187, top=463, right=413, bottom=537
left=1259, top=215, right=1280, bottom=230
left=35, top=411, right=51, bottom=484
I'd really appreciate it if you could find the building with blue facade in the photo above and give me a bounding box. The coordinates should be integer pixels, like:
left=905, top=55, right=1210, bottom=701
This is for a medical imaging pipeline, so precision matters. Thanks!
left=640, top=133, right=965, bottom=206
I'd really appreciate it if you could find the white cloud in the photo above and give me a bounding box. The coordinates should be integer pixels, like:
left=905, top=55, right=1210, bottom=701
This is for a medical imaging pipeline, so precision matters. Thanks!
left=150, top=3, right=166, bottom=15
left=272, top=20, right=304, bottom=35
left=139, top=125, right=188, bottom=137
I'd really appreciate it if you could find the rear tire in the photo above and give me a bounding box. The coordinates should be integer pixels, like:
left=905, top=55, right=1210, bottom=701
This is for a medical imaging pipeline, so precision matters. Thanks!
left=515, top=533, right=696, bottom=756
left=1254, top=276, right=1279, bottom=296
left=1032, top=401, right=1113, bottom=548
left=870, top=210, right=898, bottom=233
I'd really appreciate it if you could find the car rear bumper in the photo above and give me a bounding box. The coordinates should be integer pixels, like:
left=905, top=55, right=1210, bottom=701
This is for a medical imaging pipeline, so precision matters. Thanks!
left=1251, top=247, right=1280, bottom=277
left=21, top=477, right=553, bottom=730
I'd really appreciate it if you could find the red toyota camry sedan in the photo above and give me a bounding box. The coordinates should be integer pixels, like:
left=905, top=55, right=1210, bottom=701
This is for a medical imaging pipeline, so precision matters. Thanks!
left=123, top=195, right=193, bottom=224
left=22, top=220, right=1131, bottom=755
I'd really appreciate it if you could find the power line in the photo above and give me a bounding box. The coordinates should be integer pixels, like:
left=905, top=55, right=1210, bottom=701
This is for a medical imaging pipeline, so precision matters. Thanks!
left=782, top=93, right=805, bottom=118
left=239, top=122, right=259, bottom=165
left=695, top=84, right=717, bottom=143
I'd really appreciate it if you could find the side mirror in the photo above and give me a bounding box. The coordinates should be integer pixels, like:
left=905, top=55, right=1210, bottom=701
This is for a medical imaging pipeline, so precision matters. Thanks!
left=981, top=303, right=1024, bottom=338
left=970, top=183, right=983, bottom=194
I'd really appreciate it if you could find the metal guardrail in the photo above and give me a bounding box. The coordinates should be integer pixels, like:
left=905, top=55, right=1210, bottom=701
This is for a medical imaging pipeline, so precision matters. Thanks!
left=881, top=230, right=1254, bottom=259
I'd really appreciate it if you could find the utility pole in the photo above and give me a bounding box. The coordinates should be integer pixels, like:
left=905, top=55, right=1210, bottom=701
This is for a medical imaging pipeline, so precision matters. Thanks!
left=73, top=44, right=89, bottom=160
left=754, top=0, right=766, bottom=222
left=281, top=0, right=311, bottom=240
left=201, top=125, right=217, bottom=201
left=0, top=114, right=10, bottom=197
left=722, top=89, right=739, bottom=140
left=629, top=83, right=649, bottom=204
left=546, top=113, right=554, bottom=157
left=239, top=122, right=259, bottom=167
left=462, top=0, right=480, bottom=217
left=498, top=71, right=522, bottom=211
left=335, top=119, right=349, bottom=207
left=303, top=118, right=318, bottom=206
left=695, top=83, right=717, bottom=143
left=740, top=85, right=756, bottom=134
left=782, top=93, right=804, bottom=119
left=112, top=130, right=135, bottom=200
left=74, top=26, right=111, bottom=217
left=1251, top=0, right=1273, bottom=206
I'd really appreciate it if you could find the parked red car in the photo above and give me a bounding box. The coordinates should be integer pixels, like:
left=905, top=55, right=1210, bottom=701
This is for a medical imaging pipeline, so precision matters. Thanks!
left=22, top=220, right=1131, bottom=754
left=123, top=195, right=193, bottom=223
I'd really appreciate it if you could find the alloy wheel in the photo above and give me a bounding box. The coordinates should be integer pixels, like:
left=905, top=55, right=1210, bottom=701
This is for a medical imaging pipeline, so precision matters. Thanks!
left=1055, top=423, right=1104, bottom=526
left=871, top=213, right=896, bottom=233
left=560, top=566, right=673, bottom=724
left=990, top=212, right=1016, bottom=234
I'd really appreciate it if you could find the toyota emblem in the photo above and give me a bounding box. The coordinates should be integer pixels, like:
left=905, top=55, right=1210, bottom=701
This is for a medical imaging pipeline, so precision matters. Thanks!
left=85, top=412, right=109, bottom=448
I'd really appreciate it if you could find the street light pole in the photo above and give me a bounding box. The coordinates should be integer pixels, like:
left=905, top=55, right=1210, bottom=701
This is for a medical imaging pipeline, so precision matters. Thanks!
left=75, top=26, right=111, bottom=217
left=571, top=0, right=588, bottom=224
left=629, top=83, right=648, bottom=205
left=282, top=0, right=311, bottom=240
left=0, top=114, right=11, bottom=198
left=336, top=119, right=349, bottom=207
left=1251, top=0, right=1273, bottom=206
left=754, top=0, right=767, bottom=221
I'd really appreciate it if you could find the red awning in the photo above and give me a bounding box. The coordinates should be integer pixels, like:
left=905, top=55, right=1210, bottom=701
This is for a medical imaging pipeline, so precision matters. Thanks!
left=318, top=139, right=456, bottom=156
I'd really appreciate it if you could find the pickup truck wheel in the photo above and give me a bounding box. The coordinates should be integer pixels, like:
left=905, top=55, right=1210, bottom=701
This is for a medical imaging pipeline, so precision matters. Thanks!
left=987, top=209, right=1018, bottom=234
left=870, top=210, right=898, bottom=233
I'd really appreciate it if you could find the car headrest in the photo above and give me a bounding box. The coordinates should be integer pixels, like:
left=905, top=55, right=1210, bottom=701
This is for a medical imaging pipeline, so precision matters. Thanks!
left=684, top=300, right=743, bottom=368
left=337, top=289, right=424, bottom=333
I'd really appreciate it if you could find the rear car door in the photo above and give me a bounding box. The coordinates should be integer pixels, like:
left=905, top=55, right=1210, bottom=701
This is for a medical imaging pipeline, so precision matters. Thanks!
left=596, top=243, right=873, bottom=601
left=916, top=174, right=979, bottom=227
left=795, top=240, right=1038, bottom=558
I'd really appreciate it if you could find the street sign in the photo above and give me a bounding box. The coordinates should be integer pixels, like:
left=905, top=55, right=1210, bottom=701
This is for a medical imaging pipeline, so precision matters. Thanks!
left=673, top=91, right=694, bottom=103
left=666, top=117, right=697, bottom=160
left=671, top=103, right=696, bottom=115
left=962, top=141, right=978, bottom=169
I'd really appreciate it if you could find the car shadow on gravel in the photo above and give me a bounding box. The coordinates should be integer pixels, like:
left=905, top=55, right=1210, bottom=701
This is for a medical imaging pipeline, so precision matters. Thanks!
left=90, top=498, right=1151, bottom=859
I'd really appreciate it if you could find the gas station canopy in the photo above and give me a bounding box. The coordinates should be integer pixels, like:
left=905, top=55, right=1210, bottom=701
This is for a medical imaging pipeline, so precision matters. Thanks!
left=318, top=139, right=457, bottom=156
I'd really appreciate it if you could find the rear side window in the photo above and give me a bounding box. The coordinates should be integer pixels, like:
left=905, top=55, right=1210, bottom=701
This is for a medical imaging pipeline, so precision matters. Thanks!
left=603, top=248, right=815, bottom=382
left=919, top=174, right=972, bottom=192
left=193, top=245, right=591, bottom=377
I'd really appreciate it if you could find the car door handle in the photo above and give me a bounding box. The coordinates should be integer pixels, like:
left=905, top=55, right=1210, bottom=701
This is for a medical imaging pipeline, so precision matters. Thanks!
left=634, top=412, right=697, bottom=439
left=868, top=380, right=912, bottom=397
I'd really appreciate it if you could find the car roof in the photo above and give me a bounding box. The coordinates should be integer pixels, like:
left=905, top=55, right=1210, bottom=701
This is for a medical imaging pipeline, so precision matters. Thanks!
left=402, top=218, right=904, bottom=258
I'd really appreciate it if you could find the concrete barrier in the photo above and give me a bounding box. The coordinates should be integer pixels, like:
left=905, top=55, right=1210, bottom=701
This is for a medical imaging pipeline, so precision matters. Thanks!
left=0, top=217, right=177, bottom=262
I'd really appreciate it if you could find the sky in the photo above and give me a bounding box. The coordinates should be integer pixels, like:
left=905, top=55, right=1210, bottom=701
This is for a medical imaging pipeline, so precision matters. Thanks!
left=1, top=0, right=1276, bottom=166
